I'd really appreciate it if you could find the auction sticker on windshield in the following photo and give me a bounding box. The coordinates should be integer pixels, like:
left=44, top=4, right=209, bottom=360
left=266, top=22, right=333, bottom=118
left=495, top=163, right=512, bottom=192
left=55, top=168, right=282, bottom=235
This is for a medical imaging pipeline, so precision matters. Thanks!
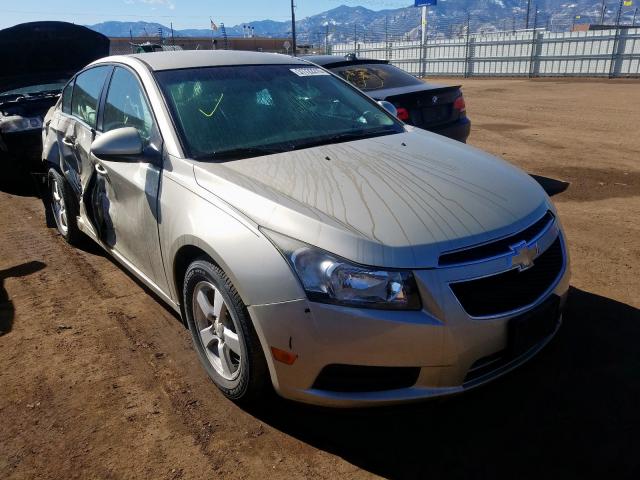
left=290, top=67, right=330, bottom=76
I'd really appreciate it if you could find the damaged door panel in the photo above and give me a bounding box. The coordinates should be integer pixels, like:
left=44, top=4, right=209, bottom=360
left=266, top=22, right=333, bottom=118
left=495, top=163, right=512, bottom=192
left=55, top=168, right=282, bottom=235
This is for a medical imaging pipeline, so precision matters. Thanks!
left=88, top=66, right=169, bottom=293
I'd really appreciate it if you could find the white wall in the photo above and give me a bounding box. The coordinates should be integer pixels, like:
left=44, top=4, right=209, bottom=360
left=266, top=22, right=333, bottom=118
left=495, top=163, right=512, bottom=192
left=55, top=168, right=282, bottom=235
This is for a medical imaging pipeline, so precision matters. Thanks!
left=330, top=28, right=640, bottom=78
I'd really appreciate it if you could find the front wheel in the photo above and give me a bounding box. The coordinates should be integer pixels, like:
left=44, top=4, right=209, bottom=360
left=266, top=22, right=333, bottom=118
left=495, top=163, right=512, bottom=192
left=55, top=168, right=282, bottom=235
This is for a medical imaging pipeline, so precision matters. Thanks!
left=183, top=259, right=270, bottom=403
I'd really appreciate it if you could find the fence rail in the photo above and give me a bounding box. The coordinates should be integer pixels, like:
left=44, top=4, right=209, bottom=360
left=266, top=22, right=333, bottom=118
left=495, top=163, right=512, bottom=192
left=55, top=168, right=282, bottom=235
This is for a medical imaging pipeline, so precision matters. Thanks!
left=330, top=27, right=640, bottom=78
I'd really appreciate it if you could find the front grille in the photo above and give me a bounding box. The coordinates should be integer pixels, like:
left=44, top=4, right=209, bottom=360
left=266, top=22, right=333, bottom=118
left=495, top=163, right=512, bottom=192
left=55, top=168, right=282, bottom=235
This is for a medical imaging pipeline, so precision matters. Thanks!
left=312, top=364, right=420, bottom=392
left=439, top=211, right=554, bottom=266
left=450, top=237, right=564, bottom=317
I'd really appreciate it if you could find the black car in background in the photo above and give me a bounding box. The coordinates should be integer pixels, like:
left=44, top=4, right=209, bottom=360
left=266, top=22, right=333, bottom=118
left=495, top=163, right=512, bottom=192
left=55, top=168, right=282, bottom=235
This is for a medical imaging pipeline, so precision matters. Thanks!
left=0, top=22, right=109, bottom=186
left=305, top=55, right=470, bottom=143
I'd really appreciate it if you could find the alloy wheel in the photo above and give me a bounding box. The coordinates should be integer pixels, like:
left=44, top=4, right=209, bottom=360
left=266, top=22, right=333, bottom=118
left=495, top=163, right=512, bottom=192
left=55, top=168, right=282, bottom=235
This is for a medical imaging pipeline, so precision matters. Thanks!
left=51, top=177, right=69, bottom=236
left=192, top=281, right=242, bottom=380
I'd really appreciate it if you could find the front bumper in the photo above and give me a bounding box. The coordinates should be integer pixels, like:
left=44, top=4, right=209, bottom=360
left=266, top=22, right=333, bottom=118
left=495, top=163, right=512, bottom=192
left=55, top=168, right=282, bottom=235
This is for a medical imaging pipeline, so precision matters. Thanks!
left=250, top=231, right=570, bottom=407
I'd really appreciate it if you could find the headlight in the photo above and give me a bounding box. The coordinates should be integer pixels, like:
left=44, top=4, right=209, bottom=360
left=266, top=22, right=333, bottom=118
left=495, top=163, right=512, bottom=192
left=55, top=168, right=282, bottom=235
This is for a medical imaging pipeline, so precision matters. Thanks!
left=0, top=116, right=41, bottom=133
left=263, top=229, right=421, bottom=310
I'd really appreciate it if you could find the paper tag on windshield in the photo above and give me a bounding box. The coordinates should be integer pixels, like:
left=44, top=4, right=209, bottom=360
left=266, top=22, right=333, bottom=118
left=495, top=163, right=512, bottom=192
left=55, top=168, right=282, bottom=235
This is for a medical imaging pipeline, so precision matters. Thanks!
left=290, top=67, right=330, bottom=77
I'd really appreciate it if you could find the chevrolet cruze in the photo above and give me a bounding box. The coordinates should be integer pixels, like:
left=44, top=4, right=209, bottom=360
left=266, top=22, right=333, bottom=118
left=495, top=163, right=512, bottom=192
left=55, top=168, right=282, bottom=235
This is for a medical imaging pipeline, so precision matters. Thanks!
left=41, top=51, right=570, bottom=407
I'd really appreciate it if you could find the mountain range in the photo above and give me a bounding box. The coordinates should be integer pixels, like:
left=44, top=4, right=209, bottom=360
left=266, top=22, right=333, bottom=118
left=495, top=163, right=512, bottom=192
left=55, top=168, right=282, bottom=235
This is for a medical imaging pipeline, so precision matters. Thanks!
left=87, top=2, right=637, bottom=44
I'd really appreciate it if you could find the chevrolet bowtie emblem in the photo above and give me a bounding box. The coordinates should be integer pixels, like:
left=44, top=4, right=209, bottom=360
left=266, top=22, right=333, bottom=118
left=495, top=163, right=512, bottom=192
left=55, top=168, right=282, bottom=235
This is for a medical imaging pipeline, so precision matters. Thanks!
left=510, top=241, right=539, bottom=271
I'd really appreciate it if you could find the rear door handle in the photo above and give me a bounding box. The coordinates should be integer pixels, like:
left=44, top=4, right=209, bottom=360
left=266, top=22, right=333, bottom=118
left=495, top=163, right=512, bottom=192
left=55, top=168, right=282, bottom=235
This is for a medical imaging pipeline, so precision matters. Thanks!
left=62, top=136, right=76, bottom=147
left=95, top=163, right=108, bottom=175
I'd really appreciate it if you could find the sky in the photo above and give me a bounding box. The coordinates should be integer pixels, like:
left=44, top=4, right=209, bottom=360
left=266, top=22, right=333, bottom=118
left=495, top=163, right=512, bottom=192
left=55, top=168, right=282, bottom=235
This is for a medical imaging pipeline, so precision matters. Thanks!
left=0, top=0, right=415, bottom=30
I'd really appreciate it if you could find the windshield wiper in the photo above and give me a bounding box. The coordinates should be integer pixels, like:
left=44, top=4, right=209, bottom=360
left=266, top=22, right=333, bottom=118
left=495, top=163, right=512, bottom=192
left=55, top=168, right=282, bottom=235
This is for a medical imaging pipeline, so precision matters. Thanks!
left=206, top=145, right=290, bottom=161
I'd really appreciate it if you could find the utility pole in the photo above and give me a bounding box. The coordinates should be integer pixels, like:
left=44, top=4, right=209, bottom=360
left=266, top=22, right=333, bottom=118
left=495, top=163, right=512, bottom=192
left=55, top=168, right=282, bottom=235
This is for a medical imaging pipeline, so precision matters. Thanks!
left=325, top=24, right=329, bottom=54
left=421, top=5, right=428, bottom=46
left=353, top=23, right=357, bottom=53
left=170, top=22, right=174, bottom=45
left=615, top=0, right=624, bottom=26
left=600, top=0, right=607, bottom=24
left=420, top=5, right=429, bottom=78
left=385, top=15, right=390, bottom=59
left=290, top=0, right=297, bottom=56
left=634, top=7, right=639, bottom=25
left=385, top=15, right=389, bottom=44
left=525, top=0, right=532, bottom=29
left=464, top=11, right=471, bottom=77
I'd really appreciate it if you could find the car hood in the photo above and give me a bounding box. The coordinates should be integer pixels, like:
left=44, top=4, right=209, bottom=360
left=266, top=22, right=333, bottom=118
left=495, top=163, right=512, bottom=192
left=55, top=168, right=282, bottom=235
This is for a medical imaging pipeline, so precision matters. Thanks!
left=193, top=128, right=550, bottom=268
left=0, top=22, right=109, bottom=94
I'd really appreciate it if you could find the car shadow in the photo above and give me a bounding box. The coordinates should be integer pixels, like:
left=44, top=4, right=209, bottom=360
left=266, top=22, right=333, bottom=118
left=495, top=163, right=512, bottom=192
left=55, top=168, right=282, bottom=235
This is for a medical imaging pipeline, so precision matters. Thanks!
left=0, top=261, right=47, bottom=336
left=530, top=174, right=571, bottom=197
left=0, top=164, right=39, bottom=197
left=246, top=287, right=640, bottom=478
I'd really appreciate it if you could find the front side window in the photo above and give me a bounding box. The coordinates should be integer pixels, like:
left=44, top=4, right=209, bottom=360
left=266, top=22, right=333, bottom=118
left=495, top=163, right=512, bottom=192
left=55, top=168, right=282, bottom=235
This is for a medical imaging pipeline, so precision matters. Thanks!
left=155, top=64, right=402, bottom=160
left=103, top=67, right=155, bottom=142
left=71, top=66, right=111, bottom=128
left=331, top=63, right=423, bottom=91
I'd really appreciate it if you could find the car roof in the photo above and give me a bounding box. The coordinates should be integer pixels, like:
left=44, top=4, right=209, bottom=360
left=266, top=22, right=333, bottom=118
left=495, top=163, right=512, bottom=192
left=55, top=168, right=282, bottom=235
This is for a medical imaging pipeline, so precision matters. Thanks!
left=303, top=55, right=390, bottom=69
left=110, top=50, right=312, bottom=71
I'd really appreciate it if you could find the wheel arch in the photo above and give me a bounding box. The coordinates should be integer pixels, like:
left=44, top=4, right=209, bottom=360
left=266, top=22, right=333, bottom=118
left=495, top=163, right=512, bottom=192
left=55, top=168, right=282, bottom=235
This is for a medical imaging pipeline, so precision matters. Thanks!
left=173, top=243, right=214, bottom=324
left=42, top=133, right=62, bottom=172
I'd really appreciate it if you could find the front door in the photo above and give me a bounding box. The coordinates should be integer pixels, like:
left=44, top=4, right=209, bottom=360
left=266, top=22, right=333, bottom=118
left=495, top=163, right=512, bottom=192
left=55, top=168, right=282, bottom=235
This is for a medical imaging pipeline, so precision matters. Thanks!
left=90, top=66, right=168, bottom=292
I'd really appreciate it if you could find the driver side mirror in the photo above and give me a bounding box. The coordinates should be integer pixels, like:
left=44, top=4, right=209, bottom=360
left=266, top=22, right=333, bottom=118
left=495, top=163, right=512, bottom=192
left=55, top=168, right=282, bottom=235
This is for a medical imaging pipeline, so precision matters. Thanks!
left=377, top=100, right=398, bottom=118
left=91, top=127, right=144, bottom=160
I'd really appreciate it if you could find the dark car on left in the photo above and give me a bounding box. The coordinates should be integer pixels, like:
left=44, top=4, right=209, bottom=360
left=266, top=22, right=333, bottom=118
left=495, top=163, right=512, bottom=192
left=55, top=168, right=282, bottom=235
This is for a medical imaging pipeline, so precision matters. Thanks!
left=0, top=22, right=109, bottom=188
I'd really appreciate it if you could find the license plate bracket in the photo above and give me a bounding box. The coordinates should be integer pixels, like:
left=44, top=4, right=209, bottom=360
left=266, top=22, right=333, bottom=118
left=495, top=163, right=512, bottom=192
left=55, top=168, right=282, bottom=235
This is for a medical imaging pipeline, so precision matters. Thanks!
left=507, top=295, right=560, bottom=358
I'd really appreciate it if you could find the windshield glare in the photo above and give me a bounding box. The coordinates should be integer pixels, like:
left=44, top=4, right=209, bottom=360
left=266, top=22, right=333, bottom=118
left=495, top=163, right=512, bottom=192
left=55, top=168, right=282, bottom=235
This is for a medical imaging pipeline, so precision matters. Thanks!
left=156, top=64, right=402, bottom=160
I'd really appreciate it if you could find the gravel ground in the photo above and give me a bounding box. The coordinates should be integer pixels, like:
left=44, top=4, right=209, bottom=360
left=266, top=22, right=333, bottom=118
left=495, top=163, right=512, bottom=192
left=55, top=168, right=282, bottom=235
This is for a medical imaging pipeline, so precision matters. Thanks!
left=1, top=78, right=639, bottom=479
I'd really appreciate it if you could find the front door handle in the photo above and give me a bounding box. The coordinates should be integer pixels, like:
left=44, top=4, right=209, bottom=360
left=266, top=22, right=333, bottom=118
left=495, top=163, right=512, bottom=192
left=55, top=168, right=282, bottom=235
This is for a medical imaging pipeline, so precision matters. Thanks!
left=62, top=136, right=76, bottom=147
left=95, top=163, right=108, bottom=175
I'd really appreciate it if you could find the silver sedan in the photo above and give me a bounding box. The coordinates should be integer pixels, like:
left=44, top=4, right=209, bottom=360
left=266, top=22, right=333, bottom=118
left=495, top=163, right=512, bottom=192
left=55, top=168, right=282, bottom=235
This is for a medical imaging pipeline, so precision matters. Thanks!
left=41, top=51, right=570, bottom=407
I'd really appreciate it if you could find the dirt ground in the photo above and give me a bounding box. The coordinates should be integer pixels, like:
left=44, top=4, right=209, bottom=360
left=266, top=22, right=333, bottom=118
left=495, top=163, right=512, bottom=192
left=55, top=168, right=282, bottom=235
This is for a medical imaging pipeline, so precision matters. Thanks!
left=1, top=78, right=639, bottom=480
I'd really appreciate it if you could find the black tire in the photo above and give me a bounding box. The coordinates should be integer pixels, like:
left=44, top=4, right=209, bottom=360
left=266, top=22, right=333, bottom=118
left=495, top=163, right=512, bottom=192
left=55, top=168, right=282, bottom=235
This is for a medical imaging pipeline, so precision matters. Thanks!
left=183, top=259, right=270, bottom=403
left=48, top=168, right=83, bottom=245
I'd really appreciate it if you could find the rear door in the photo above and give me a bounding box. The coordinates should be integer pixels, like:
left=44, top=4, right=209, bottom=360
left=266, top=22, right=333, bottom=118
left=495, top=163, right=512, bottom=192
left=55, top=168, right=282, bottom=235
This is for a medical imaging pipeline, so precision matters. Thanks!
left=90, top=65, right=168, bottom=292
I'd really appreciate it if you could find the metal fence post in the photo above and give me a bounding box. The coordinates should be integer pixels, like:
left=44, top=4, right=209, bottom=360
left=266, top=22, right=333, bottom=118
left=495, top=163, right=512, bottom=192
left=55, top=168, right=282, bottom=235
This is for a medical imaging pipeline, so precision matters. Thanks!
left=464, top=13, right=471, bottom=78
left=528, top=6, right=539, bottom=78
left=609, top=0, right=624, bottom=78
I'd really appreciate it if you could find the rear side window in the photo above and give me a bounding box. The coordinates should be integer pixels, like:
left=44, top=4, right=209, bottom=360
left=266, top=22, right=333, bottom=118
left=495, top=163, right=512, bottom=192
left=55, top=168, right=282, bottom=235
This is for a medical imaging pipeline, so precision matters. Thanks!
left=103, top=67, right=155, bottom=142
left=61, top=80, right=73, bottom=114
left=71, top=66, right=111, bottom=128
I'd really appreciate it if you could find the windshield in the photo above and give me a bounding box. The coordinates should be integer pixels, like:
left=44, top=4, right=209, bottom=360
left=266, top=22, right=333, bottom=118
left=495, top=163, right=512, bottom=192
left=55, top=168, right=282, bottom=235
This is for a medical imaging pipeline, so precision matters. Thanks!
left=0, top=81, right=67, bottom=97
left=155, top=64, right=403, bottom=160
left=331, top=63, right=423, bottom=92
